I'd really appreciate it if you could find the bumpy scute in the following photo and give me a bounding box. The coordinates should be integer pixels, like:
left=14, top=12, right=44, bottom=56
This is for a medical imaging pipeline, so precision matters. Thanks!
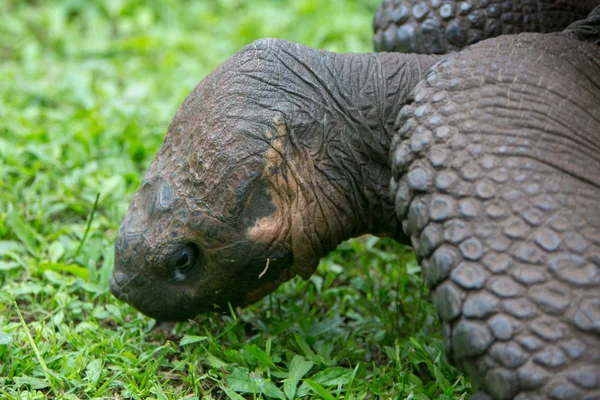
left=373, top=0, right=600, bottom=53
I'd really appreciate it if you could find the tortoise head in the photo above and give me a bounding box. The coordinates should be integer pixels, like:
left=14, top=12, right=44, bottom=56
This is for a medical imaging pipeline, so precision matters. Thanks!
left=110, top=171, right=295, bottom=321
left=111, top=40, right=330, bottom=320
left=110, top=38, right=416, bottom=320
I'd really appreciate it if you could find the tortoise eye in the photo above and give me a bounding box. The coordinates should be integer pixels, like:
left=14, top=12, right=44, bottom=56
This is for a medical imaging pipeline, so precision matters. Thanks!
left=172, top=245, right=196, bottom=280
left=175, top=252, right=190, bottom=268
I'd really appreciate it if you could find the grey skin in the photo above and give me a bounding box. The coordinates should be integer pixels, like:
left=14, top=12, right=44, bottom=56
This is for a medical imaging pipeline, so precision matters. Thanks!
left=374, top=0, right=600, bottom=53
left=111, top=7, right=600, bottom=400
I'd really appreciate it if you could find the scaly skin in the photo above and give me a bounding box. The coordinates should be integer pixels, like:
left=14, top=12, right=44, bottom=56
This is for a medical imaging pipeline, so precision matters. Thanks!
left=391, top=31, right=600, bottom=399
left=374, top=0, right=600, bottom=53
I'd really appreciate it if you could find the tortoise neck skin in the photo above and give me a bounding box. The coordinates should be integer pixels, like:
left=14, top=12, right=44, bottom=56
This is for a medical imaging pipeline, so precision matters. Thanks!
left=212, top=39, right=438, bottom=277
left=111, top=39, right=439, bottom=319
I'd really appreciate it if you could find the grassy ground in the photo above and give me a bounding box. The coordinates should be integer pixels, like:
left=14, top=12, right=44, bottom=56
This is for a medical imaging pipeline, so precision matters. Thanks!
left=0, top=0, right=470, bottom=398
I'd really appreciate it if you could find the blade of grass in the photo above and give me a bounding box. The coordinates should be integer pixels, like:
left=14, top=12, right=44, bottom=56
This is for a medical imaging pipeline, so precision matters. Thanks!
left=305, top=379, right=336, bottom=400
left=10, top=293, right=60, bottom=397
left=73, top=192, right=100, bottom=259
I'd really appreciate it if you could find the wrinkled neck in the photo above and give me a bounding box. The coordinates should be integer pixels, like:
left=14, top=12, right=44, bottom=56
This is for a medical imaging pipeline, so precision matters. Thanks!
left=210, top=39, right=441, bottom=277
left=279, top=48, right=439, bottom=244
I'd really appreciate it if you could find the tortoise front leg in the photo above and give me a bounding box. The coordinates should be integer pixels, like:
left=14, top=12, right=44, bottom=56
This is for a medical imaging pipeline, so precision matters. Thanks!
left=391, top=28, right=600, bottom=400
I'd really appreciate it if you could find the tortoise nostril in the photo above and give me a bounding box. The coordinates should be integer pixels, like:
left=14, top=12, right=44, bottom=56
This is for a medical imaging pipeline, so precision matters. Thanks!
left=113, top=271, right=128, bottom=286
left=110, top=272, right=129, bottom=297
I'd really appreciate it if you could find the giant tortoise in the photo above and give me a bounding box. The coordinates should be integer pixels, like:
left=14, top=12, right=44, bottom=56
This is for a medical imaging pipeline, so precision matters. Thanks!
left=110, top=2, right=600, bottom=398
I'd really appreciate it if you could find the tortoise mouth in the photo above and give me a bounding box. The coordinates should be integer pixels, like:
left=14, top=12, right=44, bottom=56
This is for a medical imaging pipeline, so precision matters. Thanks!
left=109, top=271, right=142, bottom=306
left=109, top=252, right=295, bottom=321
left=109, top=280, right=188, bottom=321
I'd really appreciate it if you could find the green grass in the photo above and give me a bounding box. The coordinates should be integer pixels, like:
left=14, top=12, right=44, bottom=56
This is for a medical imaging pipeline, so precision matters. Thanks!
left=0, top=0, right=469, bottom=398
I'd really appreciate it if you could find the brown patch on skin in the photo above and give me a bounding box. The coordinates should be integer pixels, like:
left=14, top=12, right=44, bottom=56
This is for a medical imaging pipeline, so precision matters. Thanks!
left=246, top=116, right=333, bottom=280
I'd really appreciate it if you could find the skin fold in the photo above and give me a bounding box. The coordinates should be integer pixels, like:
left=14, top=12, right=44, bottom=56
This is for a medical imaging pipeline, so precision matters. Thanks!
left=112, top=5, right=600, bottom=400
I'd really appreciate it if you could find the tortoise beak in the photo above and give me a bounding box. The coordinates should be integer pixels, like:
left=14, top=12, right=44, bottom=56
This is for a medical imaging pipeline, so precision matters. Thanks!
left=109, top=271, right=129, bottom=302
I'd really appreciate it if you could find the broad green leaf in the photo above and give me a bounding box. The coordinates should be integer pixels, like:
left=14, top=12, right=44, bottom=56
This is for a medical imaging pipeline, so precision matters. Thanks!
left=310, top=367, right=352, bottom=386
left=13, top=376, right=50, bottom=390
left=228, top=368, right=286, bottom=400
left=205, top=352, right=228, bottom=369
left=0, top=241, right=23, bottom=255
left=179, top=335, right=208, bottom=346
left=283, top=355, right=313, bottom=399
left=52, top=311, right=64, bottom=326
left=48, top=241, right=65, bottom=263
left=6, top=211, right=39, bottom=257
left=224, top=349, right=248, bottom=368
left=260, top=381, right=286, bottom=400
left=246, top=343, right=278, bottom=370
left=0, top=260, right=20, bottom=270
left=85, top=358, right=103, bottom=385
left=9, top=282, right=43, bottom=297
left=308, top=316, right=342, bottom=337
left=105, top=304, right=122, bottom=321
left=227, top=368, right=255, bottom=393
left=309, top=274, right=323, bottom=293
left=92, top=306, right=111, bottom=320
left=0, top=331, right=12, bottom=345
